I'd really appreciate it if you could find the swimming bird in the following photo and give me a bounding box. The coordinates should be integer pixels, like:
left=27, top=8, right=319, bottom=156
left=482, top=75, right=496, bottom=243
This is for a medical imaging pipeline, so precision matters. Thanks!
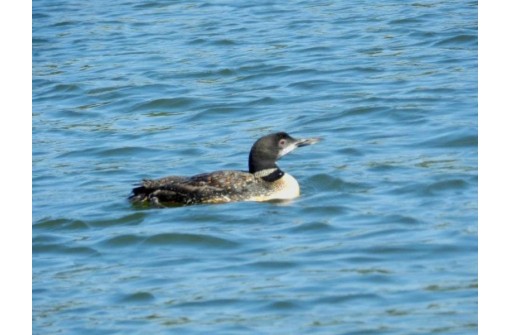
left=129, top=132, right=320, bottom=206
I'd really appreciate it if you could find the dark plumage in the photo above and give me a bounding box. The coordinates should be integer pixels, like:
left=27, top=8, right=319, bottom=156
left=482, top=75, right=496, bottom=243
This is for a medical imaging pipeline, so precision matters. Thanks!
left=129, top=132, right=320, bottom=206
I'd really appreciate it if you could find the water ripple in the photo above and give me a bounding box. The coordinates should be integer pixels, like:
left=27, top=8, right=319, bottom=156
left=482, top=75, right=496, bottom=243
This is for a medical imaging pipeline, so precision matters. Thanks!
left=143, top=233, right=240, bottom=249
left=118, top=291, right=156, bottom=304
left=34, top=218, right=89, bottom=231
left=100, top=234, right=144, bottom=248
left=132, top=97, right=197, bottom=112
left=434, top=34, right=477, bottom=47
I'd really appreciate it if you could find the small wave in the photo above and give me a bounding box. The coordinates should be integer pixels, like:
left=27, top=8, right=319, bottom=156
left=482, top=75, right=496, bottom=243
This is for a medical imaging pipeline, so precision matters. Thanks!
left=389, top=17, right=422, bottom=25
left=200, top=106, right=244, bottom=115
left=423, top=281, right=477, bottom=292
left=287, top=221, right=336, bottom=233
left=89, top=212, right=147, bottom=228
left=210, top=39, right=237, bottom=46
left=87, top=85, right=128, bottom=96
left=55, top=147, right=100, bottom=158
left=306, top=173, right=344, bottom=189
left=53, top=83, right=81, bottom=92
left=386, top=308, right=410, bottom=316
left=416, top=131, right=477, bottom=148
left=243, top=260, right=298, bottom=270
left=307, top=173, right=370, bottom=194
left=380, top=214, right=420, bottom=225
left=173, top=298, right=240, bottom=309
left=342, top=105, right=391, bottom=117
left=143, top=233, right=240, bottom=249
left=53, top=20, right=76, bottom=27
left=366, top=161, right=406, bottom=172
left=100, top=234, right=144, bottom=247
left=299, top=205, right=348, bottom=217
left=132, top=97, right=196, bottom=112
left=351, top=66, right=385, bottom=73
left=98, top=146, right=160, bottom=157
left=287, top=79, right=338, bottom=90
left=314, top=293, right=382, bottom=304
left=33, top=243, right=99, bottom=256
left=118, top=291, right=155, bottom=303
left=32, top=37, right=50, bottom=45
left=247, top=97, right=275, bottom=106
left=425, top=179, right=469, bottom=194
left=32, top=13, right=49, bottom=19
left=133, top=2, right=169, bottom=9
left=435, top=34, right=477, bottom=47
left=264, top=300, right=303, bottom=311
left=296, top=46, right=333, bottom=54
left=34, top=218, right=89, bottom=231
left=348, top=228, right=415, bottom=246
left=188, top=37, right=207, bottom=45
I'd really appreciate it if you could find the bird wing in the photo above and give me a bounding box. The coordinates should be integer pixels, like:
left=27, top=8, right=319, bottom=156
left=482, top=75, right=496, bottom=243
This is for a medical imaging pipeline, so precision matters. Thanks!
left=130, top=170, right=259, bottom=204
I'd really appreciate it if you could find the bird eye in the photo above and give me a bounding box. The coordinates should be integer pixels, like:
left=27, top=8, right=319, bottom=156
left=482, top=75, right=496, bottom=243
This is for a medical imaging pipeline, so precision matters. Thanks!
left=279, top=139, right=286, bottom=147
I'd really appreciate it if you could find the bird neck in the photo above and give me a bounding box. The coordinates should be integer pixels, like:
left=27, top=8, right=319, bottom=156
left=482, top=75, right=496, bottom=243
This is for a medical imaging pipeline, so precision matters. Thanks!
left=249, top=151, right=278, bottom=174
left=253, top=168, right=284, bottom=182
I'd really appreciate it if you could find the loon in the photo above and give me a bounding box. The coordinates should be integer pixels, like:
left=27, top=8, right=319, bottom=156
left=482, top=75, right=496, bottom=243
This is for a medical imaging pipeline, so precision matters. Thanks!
left=129, top=132, right=320, bottom=206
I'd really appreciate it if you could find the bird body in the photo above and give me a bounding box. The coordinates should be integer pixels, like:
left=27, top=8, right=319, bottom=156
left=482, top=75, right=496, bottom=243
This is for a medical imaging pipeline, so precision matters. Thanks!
left=129, top=132, right=320, bottom=206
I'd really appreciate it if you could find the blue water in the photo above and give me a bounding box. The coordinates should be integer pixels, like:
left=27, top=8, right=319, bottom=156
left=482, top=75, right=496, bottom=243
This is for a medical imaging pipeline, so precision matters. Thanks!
left=33, top=0, right=477, bottom=334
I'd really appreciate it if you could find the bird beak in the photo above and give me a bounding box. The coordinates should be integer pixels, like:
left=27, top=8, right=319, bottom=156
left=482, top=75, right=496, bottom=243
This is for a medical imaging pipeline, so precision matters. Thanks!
left=295, top=137, right=322, bottom=147
left=278, top=136, right=321, bottom=158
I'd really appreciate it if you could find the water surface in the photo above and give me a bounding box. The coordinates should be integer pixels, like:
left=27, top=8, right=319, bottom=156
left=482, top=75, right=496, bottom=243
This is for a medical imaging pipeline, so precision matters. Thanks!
left=33, top=0, right=477, bottom=334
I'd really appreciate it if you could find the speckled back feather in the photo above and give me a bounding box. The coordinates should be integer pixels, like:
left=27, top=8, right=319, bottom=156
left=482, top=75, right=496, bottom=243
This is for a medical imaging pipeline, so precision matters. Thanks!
left=130, top=170, right=273, bottom=205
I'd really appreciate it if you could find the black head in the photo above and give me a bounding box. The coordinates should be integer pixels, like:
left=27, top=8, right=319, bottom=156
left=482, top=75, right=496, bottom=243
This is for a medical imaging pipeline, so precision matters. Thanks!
left=248, top=132, right=321, bottom=173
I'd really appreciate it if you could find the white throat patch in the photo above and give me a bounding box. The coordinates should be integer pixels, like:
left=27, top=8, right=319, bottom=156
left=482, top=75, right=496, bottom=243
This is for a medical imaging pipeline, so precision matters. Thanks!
left=277, top=143, right=298, bottom=158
